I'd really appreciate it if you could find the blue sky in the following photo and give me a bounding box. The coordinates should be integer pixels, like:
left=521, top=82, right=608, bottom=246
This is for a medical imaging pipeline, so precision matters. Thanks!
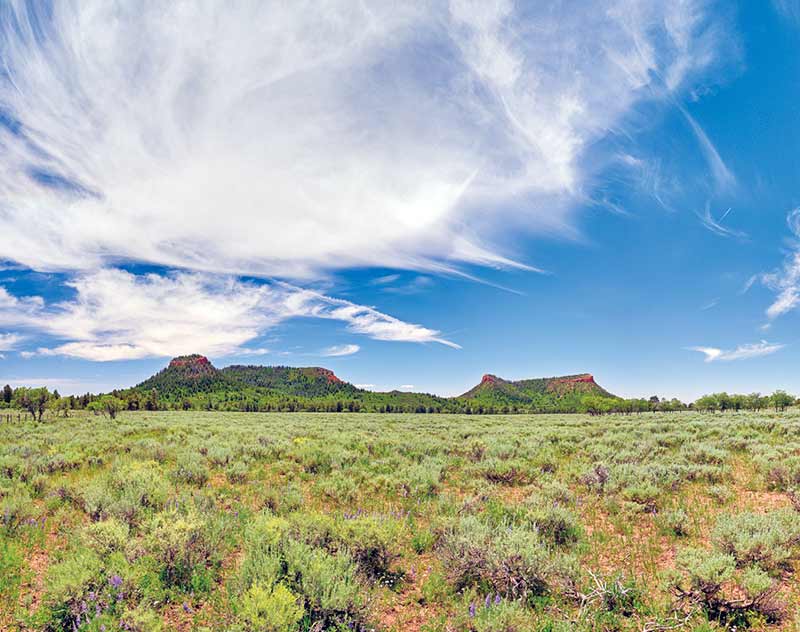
left=1, top=1, right=800, bottom=401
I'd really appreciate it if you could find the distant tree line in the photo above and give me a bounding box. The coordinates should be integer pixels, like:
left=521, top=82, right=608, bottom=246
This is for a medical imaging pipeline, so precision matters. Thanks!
left=1, top=383, right=797, bottom=420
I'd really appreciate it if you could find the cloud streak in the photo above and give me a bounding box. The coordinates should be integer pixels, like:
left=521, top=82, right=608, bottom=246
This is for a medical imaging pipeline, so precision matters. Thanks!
left=0, top=270, right=457, bottom=361
left=321, top=344, right=360, bottom=357
left=688, top=340, right=785, bottom=362
left=754, top=208, right=800, bottom=320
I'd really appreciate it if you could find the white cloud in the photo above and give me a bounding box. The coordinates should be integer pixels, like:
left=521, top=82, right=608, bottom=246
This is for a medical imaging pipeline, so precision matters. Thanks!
left=681, top=109, right=736, bottom=193
left=0, top=332, right=23, bottom=351
left=0, top=1, right=725, bottom=278
left=400, top=384, right=415, bottom=390
left=688, top=341, right=785, bottom=363
left=0, top=269, right=457, bottom=361
left=755, top=208, right=800, bottom=320
left=354, top=384, right=375, bottom=390
left=321, top=344, right=360, bottom=357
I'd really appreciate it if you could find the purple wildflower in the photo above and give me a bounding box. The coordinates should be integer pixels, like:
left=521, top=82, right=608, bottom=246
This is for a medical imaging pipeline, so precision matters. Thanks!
left=469, top=602, right=476, bottom=618
left=484, top=594, right=491, bottom=608
left=183, top=602, right=192, bottom=614
left=494, top=593, right=502, bottom=605
left=109, top=574, right=123, bottom=589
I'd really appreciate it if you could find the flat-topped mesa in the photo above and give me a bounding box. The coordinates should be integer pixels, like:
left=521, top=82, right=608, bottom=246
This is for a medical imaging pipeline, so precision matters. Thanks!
left=169, top=354, right=213, bottom=369
left=165, top=354, right=219, bottom=380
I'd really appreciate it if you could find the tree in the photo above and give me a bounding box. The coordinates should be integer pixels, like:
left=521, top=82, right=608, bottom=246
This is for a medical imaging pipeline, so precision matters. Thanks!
left=145, top=388, right=159, bottom=411
left=2, top=384, right=12, bottom=404
left=48, top=396, right=71, bottom=418
left=771, top=390, right=793, bottom=412
left=12, top=387, right=51, bottom=421
left=88, top=395, right=124, bottom=420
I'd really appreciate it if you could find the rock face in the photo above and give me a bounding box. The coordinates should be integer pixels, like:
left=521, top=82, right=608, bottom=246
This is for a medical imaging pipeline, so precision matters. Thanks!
left=549, top=374, right=596, bottom=386
left=167, top=355, right=216, bottom=377
left=315, top=368, right=343, bottom=384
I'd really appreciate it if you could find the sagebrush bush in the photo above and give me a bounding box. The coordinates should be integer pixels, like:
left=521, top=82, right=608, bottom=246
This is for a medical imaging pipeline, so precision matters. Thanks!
left=658, top=507, right=690, bottom=537
left=240, top=582, right=304, bottom=632
left=82, top=461, right=170, bottom=525
left=238, top=512, right=367, bottom=627
left=713, top=509, right=800, bottom=572
left=0, top=483, right=34, bottom=532
left=439, top=515, right=575, bottom=602
left=143, top=509, right=221, bottom=593
left=82, top=518, right=130, bottom=555
left=170, top=453, right=209, bottom=486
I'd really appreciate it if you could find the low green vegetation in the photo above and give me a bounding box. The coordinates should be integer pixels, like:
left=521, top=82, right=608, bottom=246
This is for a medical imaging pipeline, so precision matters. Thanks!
left=3, top=409, right=800, bottom=630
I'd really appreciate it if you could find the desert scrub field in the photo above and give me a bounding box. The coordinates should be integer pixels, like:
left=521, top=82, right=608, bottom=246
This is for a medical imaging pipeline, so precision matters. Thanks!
left=3, top=412, right=800, bottom=631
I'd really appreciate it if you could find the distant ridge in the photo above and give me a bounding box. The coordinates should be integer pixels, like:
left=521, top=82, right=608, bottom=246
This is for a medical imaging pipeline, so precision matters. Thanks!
left=221, top=365, right=358, bottom=399
left=128, top=355, right=614, bottom=413
left=460, top=372, right=614, bottom=402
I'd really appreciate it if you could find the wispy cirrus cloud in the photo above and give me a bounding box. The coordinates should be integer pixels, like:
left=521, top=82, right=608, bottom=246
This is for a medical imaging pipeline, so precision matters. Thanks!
left=321, top=344, right=360, bottom=357
left=687, top=340, right=785, bottom=363
left=0, top=270, right=457, bottom=361
left=752, top=208, right=800, bottom=320
left=697, top=202, right=746, bottom=239
left=0, top=1, right=728, bottom=278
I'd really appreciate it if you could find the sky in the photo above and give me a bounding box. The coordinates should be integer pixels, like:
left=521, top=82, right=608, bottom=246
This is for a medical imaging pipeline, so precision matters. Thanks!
left=1, top=0, right=800, bottom=401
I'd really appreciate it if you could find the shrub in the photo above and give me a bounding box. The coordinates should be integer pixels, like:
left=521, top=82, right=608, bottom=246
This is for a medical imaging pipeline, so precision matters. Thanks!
left=621, top=483, right=660, bottom=513
left=171, top=453, right=209, bottom=486
left=44, top=549, right=103, bottom=628
left=669, top=547, right=784, bottom=622
left=82, top=518, right=130, bottom=556
left=529, top=504, right=582, bottom=547
left=226, top=461, right=249, bottom=484
left=658, top=508, right=690, bottom=537
left=451, top=597, right=533, bottom=632
left=143, top=510, right=220, bottom=592
left=439, top=516, right=574, bottom=602
left=262, top=483, right=304, bottom=513
left=713, top=509, right=800, bottom=572
left=207, top=445, right=233, bottom=467
left=411, top=527, right=436, bottom=554
left=481, top=458, right=534, bottom=486
left=282, top=540, right=365, bottom=622
left=0, top=484, right=34, bottom=532
left=82, top=461, right=170, bottom=525
left=420, top=570, right=451, bottom=604
left=240, top=582, right=304, bottom=632
left=238, top=515, right=287, bottom=592
left=238, top=513, right=367, bottom=627
left=118, top=605, right=165, bottom=632
left=284, top=512, right=401, bottom=582
left=319, top=473, right=358, bottom=503
left=581, top=464, right=610, bottom=493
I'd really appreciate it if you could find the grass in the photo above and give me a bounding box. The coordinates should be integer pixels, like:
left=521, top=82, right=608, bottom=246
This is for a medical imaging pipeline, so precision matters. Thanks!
left=2, top=409, right=800, bottom=630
